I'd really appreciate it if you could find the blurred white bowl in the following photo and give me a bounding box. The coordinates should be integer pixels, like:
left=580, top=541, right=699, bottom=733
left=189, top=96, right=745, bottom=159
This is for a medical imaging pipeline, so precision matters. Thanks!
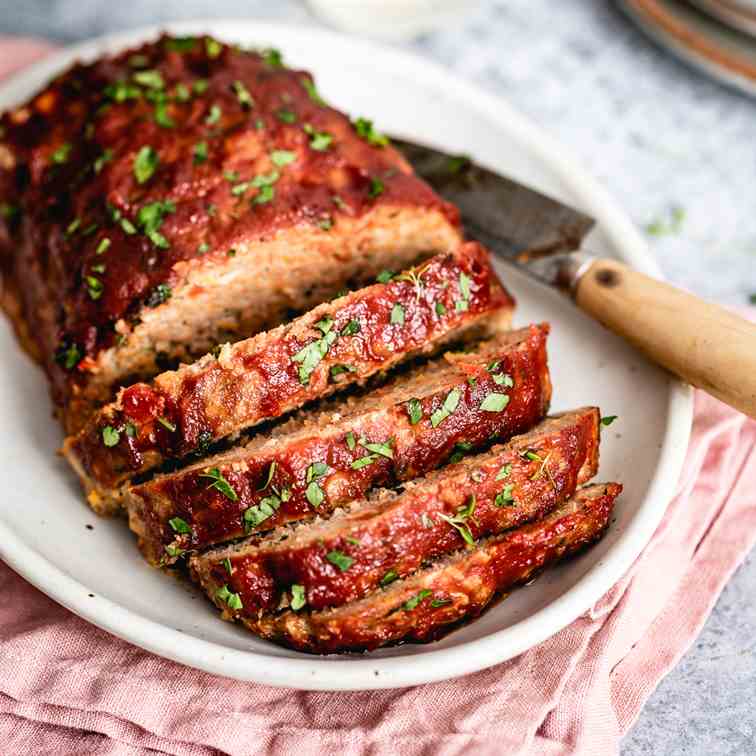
left=306, top=0, right=476, bottom=40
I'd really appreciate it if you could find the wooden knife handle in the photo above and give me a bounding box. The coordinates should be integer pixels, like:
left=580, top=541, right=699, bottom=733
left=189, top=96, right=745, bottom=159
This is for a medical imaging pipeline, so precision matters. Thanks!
left=574, top=258, right=756, bottom=418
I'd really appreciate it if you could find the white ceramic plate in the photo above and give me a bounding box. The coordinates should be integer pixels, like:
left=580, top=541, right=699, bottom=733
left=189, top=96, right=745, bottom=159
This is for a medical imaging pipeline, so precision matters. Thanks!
left=0, top=20, right=693, bottom=691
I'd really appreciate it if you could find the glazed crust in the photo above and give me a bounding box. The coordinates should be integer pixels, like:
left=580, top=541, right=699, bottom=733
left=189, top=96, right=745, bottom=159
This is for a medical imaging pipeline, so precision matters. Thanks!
left=192, top=408, right=601, bottom=622
left=64, top=242, right=514, bottom=512
left=130, top=324, right=551, bottom=564
left=203, top=483, right=621, bottom=653
left=0, top=34, right=461, bottom=431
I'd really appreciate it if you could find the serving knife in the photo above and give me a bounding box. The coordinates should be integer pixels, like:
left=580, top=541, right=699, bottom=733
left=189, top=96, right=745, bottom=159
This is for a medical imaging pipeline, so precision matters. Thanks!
left=396, top=138, right=756, bottom=418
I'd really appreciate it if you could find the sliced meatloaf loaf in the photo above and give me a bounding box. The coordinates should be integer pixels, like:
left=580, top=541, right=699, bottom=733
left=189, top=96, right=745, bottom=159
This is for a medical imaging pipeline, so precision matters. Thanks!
left=202, top=483, right=621, bottom=653
left=130, top=324, right=551, bottom=565
left=191, top=407, right=601, bottom=620
left=64, top=242, right=514, bottom=513
left=0, top=34, right=461, bottom=435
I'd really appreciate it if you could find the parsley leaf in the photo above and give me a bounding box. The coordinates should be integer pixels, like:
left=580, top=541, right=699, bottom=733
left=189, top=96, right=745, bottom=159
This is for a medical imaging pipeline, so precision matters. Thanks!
left=380, top=570, right=398, bottom=586
left=193, top=141, right=209, bottom=164
left=359, top=438, right=394, bottom=459
left=601, top=415, right=618, bottom=426
left=168, top=516, right=191, bottom=534
left=133, top=69, right=165, bottom=89
left=407, top=398, right=423, bottom=425
left=496, top=463, right=512, bottom=480
left=430, top=388, right=461, bottom=428
left=304, top=123, right=333, bottom=151
left=290, top=583, right=306, bottom=611
left=403, top=589, right=432, bottom=611
left=326, top=550, right=354, bottom=572
left=50, top=143, right=72, bottom=164
left=480, top=393, right=510, bottom=412
left=438, top=496, right=477, bottom=545
left=205, top=104, right=221, bottom=125
left=305, top=480, right=325, bottom=508
left=232, top=80, right=254, bottom=109
left=368, top=177, right=384, bottom=198
left=301, top=76, right=325, bottom=105
left=215, top=584, right=243, bottom=610
left=495, top=484, right=515, bottom=507
left=136, top=199, right=175, bottom=248
left=199, top=467, right=238, bottom=501
left=390, top=303, right=405, bottom=325
left=271, top=149, right=295, bottom=167
left=376, top=270, right=394, bottom=284
left=102, top=426, right=120, bottom=447
left=133, top=146, right=159, bottom=184
left=352, top=116, right=389, bottom=147
left=244, top=495, right=281, bottom=530
left=145, top=283, right=172, bottom=307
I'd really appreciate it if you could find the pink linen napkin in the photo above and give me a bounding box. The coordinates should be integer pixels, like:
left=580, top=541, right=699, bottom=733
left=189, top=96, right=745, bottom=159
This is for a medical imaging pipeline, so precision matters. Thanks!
left=2, top=39, right=756, bottom=756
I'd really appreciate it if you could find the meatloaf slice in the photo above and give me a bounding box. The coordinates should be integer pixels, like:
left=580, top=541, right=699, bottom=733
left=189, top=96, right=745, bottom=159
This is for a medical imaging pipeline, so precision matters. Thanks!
left=204, top=483, right=621, bottom=653
left=191, top=407, right=601, bottom=620
left=64, top=242, right=513, bottom=514
left=0, top=34, right=461, bottom=435
left=130, top=324, right=551, bottom=565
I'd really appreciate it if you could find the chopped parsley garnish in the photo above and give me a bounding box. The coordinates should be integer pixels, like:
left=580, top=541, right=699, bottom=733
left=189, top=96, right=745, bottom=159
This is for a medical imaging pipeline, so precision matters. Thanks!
left=523, top=450, right=542, bottom=463
left=145, top=283, right=172, bottom=308
left=480, top=393, right=510, bottom=412
left=359, top=438, right=394, bottom=459
left=66, top=219, right=82, bottom=238
left=403, top=589, right=432, bottom=611
left=205, top=37, right=222, bottom=58
left=252, top=184, right=274, bottom=205
left=449, top=441, right=474, bottom=464
left=102, top=425, right=120, bottom=447
left=164, top=544, right=185, bottom=558
left=215, top=584, right=243, bottom=610
left=495, top=484, right=515, bottom=507
left=318, top=216, right=333, bottom=231
left=232, top=80, right=254, bottom=109
left=407, top=398, right=423, bottom=425
left=431, top=597, right=452, bottom=608
left=105, top=80, right=141, bottom=102
left=340, top=319, right=360, bottom=336
left=380, top=570, right=398, bottom=587
left=301, top=76, right=325, bottom=105
left=168, top=516, right=191, bottom=534
left=133, top=146, right=159, bottom=184
left=376, top=270, right=394, bottom=284
left=456, top=271, right=472, bottom=312
left=55, top=341, right=82, bottom=370
left=133, top=69, right=165, bottom=89
left=197, top=242, right=210, bottom=254
left=271, top=149, right=295, bottom=167
left=304, top=123, right=333, bottom=151
left=154, top=99, right=175, bottom=128
left=292, top=316, right=338, bottom=384
left=156, top=416, right=176, bottom=432
left=199, top=467, right=239, bottom=501
left=447, top=154, right=471, bottom=174
left=306, top=481, right=325, bottom=508
left=85, top=275, right=104, bottom=301
left=259, top=461, right=276, bottom=491
left=94, top=148, right=113, bottom=174
left=193, top=141, right=209, bottom=165
left=91, top=263, right=106, bottom=274
left=290, top=584, right=306, bottom=611
left=96, top=237, right=111, bottom=255
left=368, top=177, right=384, bottom=199
left=326, top=550, right=354, bottom=572
left=50, top=143, right=72, bottom=165
left=438, top=496, right=477, bottom=545
left=430, top=388, right=461, bottom=428
left=205, top=104, right=222, bottom=125
left=435, top=301, right=447, bottom=317
left=165, top=36, right=197, bottom=53
left=173, top=82, right=191, bottom=102
left=137, top=199, right=175, bottom=249
left=345, top=431, right=357, bottom=450
left=193, top=79, right=209, bottom=95
left=352, top=117, right=389, bottom=147
left=496, top=463, right=512, bottom=480
left=262, top=48, right=284, bottom=68
left=390, top=303, right=405, bottom=325
left=124, top=422, right=137, bottom=438
left=493, top=373, right=514, bottom=387
left=601, top=415, right=618, bottom=427
left=277, top=108, right=296, bottom=123
left=244, top=495, right=281, bottom=529
left=329, top=364, right=354, bottom=379
left=351, top=454, right=378, bottom=470
left=223, top=557, right=233, bottom=575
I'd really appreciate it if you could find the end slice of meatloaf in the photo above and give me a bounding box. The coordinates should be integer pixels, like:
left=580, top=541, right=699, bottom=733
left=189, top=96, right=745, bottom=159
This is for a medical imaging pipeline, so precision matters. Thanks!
left=202, top=483, right=622, bottom=653
left=0, top=34, right=461, bottom=435
left=64, top=242, right=514, bottom=514
left=191, top=407, right=601, bottom=620
left=129, top=323, right=551, bottom=565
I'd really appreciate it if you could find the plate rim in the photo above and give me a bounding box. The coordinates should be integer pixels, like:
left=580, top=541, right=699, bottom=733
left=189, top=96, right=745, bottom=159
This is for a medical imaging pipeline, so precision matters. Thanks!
left=0, top=18, right=694, bottom=691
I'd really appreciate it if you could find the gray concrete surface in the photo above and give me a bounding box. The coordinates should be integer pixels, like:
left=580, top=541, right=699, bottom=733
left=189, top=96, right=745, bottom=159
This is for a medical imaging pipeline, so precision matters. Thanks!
left=1, top=1, right=754, bottom=753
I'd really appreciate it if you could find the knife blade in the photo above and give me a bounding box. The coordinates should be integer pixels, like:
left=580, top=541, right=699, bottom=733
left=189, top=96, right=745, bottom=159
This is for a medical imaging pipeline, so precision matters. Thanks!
left=397, top=136, right=756, bottom=418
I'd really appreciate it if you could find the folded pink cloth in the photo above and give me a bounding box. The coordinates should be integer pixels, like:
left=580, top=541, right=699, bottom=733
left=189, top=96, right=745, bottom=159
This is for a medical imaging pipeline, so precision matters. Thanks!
left=2, top=39, right=755, bottom=756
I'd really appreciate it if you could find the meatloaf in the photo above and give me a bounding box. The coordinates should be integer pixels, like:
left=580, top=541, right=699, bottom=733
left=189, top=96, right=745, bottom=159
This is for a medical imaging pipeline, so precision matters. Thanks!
left=129, top=324, right=551, bottom=564
left=0, top=34, right=461, bottom=435
left=201, top=482, right=621, bottom=653
left=191, top=407, right=601, bottom=621
left=64, top=242, right=514, bottom=513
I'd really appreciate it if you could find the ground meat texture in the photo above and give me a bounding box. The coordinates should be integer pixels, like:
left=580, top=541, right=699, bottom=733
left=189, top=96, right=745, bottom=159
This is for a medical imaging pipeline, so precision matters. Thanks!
left=191, top=407, right=601, bottom=619
left=129, top=323, right=550, bottom=565
left=64, top=242, right=514, bottom=513
left=201, top=483, right=621, bottom=653
left=0, top=34, right=461, bottom=435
